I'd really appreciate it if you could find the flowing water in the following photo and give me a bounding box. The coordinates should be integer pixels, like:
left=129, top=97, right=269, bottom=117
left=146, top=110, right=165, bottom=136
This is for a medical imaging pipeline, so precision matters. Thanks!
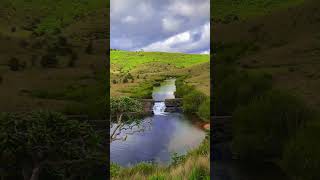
left=110, top=79, right=205, bottom=167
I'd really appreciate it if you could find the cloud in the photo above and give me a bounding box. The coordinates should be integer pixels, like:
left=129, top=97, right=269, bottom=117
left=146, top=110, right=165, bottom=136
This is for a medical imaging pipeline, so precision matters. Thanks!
left=110, top=0, right=210, bottom=54
left=121, top=16, right=138, bottom=24
left=141, top=22, right=210, bottom=53
left=162, top=17, right=182, bottom=32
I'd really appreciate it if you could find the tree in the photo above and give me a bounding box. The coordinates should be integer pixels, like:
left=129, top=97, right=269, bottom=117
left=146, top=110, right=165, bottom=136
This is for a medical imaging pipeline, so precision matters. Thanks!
left=0, top=111, right=102, bottom=180
left=110, top=97, right=147, bottom=142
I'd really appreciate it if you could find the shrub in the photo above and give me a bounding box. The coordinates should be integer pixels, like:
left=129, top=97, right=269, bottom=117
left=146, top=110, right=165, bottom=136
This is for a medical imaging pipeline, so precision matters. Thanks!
left=281, top=125, right=320, bottom=180
left=213, top=70, right=272, bottom=115
left=41, top=53, right=58, bottom=68
left=171, top=153, right=187, bottom=166
left=8, top=57, right=20, bottom=71
left=123, top=77, right=128, bottom=83
left=182, top=90, right=206, bottom=113
left=111, top=163, right=121, bottom=177
left=112, top=80, right=117, bottom=84
left=19, top=40, right=29, bottom=48
left=198, top=98, right=210, bottom=122
left=232, top=90, right=312, bottom=160
left=86, top=40, right=93, bottom=54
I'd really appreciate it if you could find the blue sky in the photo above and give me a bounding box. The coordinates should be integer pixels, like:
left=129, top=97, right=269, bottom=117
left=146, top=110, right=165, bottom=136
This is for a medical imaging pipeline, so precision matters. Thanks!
left=110, top=0, right=210, bottom=54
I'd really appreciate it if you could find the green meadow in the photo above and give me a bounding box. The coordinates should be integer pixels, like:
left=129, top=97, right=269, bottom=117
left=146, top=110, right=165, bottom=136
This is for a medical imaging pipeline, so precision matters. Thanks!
left=111, top=50, right=209, bottom=72
left=212, top=0, right=305, bottom=21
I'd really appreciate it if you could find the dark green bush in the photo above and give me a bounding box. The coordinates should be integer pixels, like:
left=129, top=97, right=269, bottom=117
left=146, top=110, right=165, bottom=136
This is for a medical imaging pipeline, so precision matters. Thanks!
left=41, top=53, right=59, bottom=68
left=198, top=98, right=210, bottom=122
left=232, top=90, right=312, bottom=160
left=213, top=70, right=272, bottom=115
left=8, top=57, right=21, bottom=71
left=281, top=125, right=320, bottom=180
left=182, top=90, right=206, bottom=114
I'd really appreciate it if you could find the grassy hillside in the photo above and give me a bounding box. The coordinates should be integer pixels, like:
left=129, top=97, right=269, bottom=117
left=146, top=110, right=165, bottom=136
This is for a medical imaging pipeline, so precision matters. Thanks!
left=0, top=0, right=108, bottom=118
left=213, top=0, right=320, bottom=179
left=214, top=0, right=320, bottom=110
left=111, top=50, right=209, bottom=71
left=110, top=50, right=210, bottom=97
left=212, top=0, right=305, bottom=22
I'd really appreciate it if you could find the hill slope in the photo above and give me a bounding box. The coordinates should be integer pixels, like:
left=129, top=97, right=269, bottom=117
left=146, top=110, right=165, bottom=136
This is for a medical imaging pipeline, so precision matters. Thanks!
left=0, top=0, right=108, bottom=117
left=213, top=0, right=320, bottom=110
left=110, top=50, right=210, bottom=96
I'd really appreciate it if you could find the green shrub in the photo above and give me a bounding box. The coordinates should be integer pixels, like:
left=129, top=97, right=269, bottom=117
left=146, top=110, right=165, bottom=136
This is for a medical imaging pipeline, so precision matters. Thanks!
left=232, top=90, right=312, bottom=160
left=214, top=70, right=272, bottom=115
left=111, top=163, right=121, bottom=177
left=182, top=90, right=206, bottom=113
left=198, top=98, right=210, bottom=122
left=171, top=153, right=187, bottom=166
left=281, top=125, right=320, bottom=180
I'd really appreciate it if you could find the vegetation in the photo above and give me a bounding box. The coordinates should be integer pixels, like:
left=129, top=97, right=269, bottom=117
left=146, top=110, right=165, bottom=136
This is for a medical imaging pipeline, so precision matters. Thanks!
left=111, top=133, right=210, bottom=180
left=111, top=50, right=209, bottom=72
left=212, top=0, right=320, bottom=178
left=0, top=110, right=106, bottom=180
left=110, top=96, right=144, bottom=141
left=232, top=90, right=313, bottom=159
left=212, top=0, right=305, bottom=23
left=176, top=79, right=210, bottom=122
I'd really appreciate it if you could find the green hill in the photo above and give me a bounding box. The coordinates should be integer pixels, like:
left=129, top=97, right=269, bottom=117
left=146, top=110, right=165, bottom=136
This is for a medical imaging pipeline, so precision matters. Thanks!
left=110, top=50, right=210, bottom=97
left=0, top=0, right=108, bottom=118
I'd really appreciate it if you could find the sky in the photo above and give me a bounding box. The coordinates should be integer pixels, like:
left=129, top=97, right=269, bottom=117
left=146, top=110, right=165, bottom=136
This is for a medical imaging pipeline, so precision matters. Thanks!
left=110, top=0, right=210, bottom=54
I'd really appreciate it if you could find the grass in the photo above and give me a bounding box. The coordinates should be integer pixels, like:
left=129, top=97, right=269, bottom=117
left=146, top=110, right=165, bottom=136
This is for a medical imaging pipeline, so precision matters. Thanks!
left=212, top=0, right=305, bottom=21
left=1, top=0, right=106, bottom=34
left=111, top=50, right=210, bottom=97
left=111, top=50, right=209, bottom=72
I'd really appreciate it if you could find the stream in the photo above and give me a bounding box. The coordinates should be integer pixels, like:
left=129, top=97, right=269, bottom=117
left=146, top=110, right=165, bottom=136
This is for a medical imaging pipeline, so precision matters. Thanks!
left=110, top=79, right=206, bottom=167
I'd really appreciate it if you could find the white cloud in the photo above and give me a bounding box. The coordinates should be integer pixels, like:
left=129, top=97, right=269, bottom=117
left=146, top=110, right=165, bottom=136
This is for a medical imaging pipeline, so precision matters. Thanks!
left=121, top=16, right=138, bottom=24
left=167, top=0, right=209, bottom=18
left=200, top=50, right=210, bottom=54
left=111, top=0, right=210, bottom=53
left=162, top=17, right=182, bottom=32
left=141, top=22, right=210, bottom=53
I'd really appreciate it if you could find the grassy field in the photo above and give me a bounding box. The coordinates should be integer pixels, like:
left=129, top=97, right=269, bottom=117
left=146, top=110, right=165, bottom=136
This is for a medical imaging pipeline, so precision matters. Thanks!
left=0, top=0, right=108, bottom=118
left=212, top=0, right=305, bottom=22
left=110, top=50, right=210, bottom=97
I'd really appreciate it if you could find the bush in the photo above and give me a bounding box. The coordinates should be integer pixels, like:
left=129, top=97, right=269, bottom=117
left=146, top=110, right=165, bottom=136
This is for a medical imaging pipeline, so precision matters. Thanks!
left=182, top=90, right=206, bottom=113
left=111, top=163, right=121, bottom=177
left=281, top=125, right=320, bottom=180
left=41, top=53, right=59, bottom=68
left=86, top=40, right=93, bottom=54
left=171, top=153, right=186, bottom=166
left=198, top=98, right=210, bottom=122
left=213, top=70, right=272, bottom=115
left=123, top=77, right=128, bottom=83
left=8, top=57, right=21, bottom=71
left=112, top=80, right=117, bottom=84
left=232, top=90, right=313, bottom=160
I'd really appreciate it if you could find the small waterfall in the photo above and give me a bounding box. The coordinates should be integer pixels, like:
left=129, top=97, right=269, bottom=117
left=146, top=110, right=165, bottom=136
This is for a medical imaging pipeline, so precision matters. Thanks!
left=153, top=102, right=166, bottom=115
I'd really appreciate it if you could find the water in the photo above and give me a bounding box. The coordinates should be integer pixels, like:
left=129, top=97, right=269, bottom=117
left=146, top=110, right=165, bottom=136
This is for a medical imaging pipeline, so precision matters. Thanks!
left=110, top=79, right=205, bottom=167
